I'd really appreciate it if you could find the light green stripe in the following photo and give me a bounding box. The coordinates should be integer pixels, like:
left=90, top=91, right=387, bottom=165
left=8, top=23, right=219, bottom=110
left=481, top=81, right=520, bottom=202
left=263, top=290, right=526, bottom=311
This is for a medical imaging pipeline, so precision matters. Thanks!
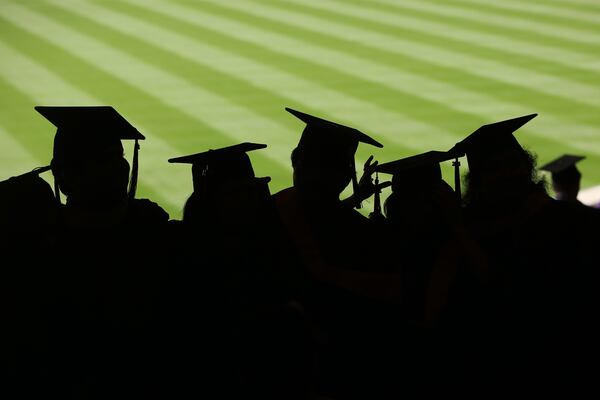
left=0, top=40, right=97, bottom=103
left=340, top=0, right=600, bottom=66
left=190, top=0, right=600, bottom=153
left=1, top=2, right=301, bottom=173
left=0, top=125, right=43, bottom=180
left=370, top=0, right=600, bottom=47
left=0, top=122, right=56, bottom=192
left=279, top=0, right=600, bottom=110
left=0, top=37, right=184, bottom=212
left=54, top=0, right=461, bottom=152
left=454, top=0, right=600, bottom=26
left=327, top=0, right=600, bottom=76
left=8, top=1, right=295, bottom=194
left=539, top=0, right=600, bottom=13
left=168, top=0, right=600, bottom=141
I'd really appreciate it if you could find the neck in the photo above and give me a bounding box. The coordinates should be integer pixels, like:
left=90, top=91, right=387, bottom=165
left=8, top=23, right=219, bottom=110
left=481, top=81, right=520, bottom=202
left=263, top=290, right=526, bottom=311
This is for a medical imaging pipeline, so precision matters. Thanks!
left=296, top=186, right=341, bottom=207
left=63, top=199, right=128, bottom=228
left=555, top=191, right=578, bottom=202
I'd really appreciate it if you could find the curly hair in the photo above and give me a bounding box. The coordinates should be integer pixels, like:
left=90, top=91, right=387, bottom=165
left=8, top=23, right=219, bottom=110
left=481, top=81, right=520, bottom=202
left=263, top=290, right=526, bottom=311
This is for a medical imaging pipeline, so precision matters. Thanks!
left=462, top=148, right=548, bottom=208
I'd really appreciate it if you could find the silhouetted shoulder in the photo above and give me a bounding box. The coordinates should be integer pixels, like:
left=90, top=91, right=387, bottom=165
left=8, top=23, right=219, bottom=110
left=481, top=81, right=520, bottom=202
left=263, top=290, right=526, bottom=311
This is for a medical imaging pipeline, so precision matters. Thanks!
left=127, top=198, right=169, bottom=225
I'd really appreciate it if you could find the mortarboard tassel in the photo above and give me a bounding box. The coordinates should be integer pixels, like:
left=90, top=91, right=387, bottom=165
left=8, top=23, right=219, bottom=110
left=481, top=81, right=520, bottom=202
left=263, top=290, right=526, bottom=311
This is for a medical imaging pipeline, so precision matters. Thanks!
left=53, top=179, right=61, bottom=205
left=453, top=156, right=461, bottom=201
left=128, top=139, right=140, bottom=201
left=351, top=158, right=361, bottom=209
left=373, top=171, right=382, bottom=217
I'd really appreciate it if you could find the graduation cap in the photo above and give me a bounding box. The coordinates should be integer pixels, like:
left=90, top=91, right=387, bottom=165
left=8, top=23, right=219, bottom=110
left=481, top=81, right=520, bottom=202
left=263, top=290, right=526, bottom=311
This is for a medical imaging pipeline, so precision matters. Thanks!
left=540, top=154, right=585, bottom=174
left=285, top=107, right=383, bottom=207
left=449, top=113, right=537, bottom=173
left=376, top=150, right=458, bottom=185
left=540, top=154, right=585, bottom=187
left=168, top=142, right=270, bottom=192
left=374, top=150, right=462, bottom=210
left=35, top=106, right=145, bottom=202
left=286, top=107, right=383, bottom=150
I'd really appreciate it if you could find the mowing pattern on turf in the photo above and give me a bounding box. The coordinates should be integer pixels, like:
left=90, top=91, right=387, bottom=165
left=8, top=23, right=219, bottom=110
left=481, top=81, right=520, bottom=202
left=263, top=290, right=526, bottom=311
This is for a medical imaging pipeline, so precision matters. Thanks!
left=1, top=0, right=600, bottom=217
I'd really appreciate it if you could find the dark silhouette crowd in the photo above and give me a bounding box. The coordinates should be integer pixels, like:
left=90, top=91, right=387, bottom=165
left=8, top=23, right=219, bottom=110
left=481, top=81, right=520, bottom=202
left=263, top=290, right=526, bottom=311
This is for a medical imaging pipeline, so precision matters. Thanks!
left=2, top=105, right=599, bottom=399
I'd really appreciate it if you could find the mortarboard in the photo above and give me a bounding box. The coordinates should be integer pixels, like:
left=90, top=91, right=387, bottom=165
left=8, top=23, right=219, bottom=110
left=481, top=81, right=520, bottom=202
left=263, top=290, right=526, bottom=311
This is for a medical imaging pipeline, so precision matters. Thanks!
left=375, top=150, right=457, bottom=184
left=374, top=150, right=461, bottom=211
left=35, top=106, right=144, bottom=140
left=168, top=142, right=270, bottom=192
left=285, top=107, right=383, bottom=151
left=540, top=154, right=585, bottom=174
left=35, top=106, right=145, bottom=202
left=285, top=107, right=383, bottom=208
left=449, top=113, right=537, bottom=173
left=540, top=154, right=585, bottom=188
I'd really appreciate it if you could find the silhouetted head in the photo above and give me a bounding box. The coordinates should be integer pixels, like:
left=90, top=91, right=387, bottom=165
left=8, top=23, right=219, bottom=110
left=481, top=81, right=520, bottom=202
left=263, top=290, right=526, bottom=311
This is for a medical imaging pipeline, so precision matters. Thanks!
left=540, top=154, right=585, bottom=202
left=286, top=107, right=383, bottom=202
left=376, top=150, right=458, bottom=193
left=36, top=106, right=144, bottom=207
left=376, top=150, right=459, bottom=232
left=384, top=180, right=457, bottom=234
left=171, top=142, right=271, bottom=227
left=462, top=149, right=546, bottom=212
left=450, top=113, right=544, bottom=209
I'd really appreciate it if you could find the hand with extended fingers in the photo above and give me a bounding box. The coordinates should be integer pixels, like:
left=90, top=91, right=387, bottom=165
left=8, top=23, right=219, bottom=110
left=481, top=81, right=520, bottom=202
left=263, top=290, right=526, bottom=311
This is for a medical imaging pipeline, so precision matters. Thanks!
left=343, top=155, right=391, bottom=208
left=355, top=155, right=391, bottom=203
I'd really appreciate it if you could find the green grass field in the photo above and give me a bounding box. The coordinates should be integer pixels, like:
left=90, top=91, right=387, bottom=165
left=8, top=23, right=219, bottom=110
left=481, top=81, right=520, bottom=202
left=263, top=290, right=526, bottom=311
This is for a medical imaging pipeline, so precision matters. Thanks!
left=2, top=0, right=600, bottom=218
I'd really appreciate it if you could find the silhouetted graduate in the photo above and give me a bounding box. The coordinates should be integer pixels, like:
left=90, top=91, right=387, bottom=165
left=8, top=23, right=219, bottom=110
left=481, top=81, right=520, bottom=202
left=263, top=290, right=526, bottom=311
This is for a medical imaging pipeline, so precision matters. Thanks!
left=36, top=105, right=168, bottom=225
left=449, top=114, right=600, bottom=390
left=375, top=150, right=466, bottom=315
left=168, top=141, right=294, bottom=303
left=451, top=113, right=540, bottom=210
left=170, top=142, right=270, bottom=227
left=540, top=154, right=585, bottom=203
left=166, top=142, right=306, bottom=398
left=0, top=165, right=56, bottom=242
left=273, top=107, right=408, bottom=399
left=169, top=140, right=306, bottom=306
left=292, top=108, right=383, bottom=208
left=376, top=150, right=458, bottom=224
left=374, top=151, right=457, bottom=381
left=274, top=107, right=402, bottom=298
left=2, top=166, right=60, bottom=398
left=32, top=106, right=170, bottom=398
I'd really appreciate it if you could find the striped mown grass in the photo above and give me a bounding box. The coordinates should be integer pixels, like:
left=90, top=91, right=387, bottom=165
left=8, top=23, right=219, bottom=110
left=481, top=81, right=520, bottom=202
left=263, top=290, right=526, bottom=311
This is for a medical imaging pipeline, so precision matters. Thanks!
left=1, top=0, right=599, bottom=217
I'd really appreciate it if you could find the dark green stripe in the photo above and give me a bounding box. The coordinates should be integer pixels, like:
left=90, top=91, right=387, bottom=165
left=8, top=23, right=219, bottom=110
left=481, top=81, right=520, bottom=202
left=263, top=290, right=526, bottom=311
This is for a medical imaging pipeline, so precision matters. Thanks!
left=346, top=0, right=600, bottom=84
left=428, top=0, right=600, bottom=34
left=341, top=0, right=600, bottom=65
left=0, top=77, right=53, bottom=162
left=0, top=68, right=176, bottom=212
left=247, top=0, right=600, bottom=125
left=0, top=12, right=283, bottom=216
left=125, top=0, right=600, bottom=186
left=534, top=0, right=600, bottom=14
left=5, top=1, right=600, bottom=191
left=97, top=0, right=492, bottom=141
left=154, top=0, right=600, bottom=144
left=84, top=0, right=466, bottom=150
left=14, top=1, right=298, bottom=194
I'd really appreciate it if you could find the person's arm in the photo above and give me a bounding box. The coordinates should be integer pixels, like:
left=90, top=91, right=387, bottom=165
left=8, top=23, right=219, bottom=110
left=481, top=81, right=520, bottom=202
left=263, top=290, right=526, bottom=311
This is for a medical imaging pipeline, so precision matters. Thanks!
left=342, top=156, right=391, bottom=208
